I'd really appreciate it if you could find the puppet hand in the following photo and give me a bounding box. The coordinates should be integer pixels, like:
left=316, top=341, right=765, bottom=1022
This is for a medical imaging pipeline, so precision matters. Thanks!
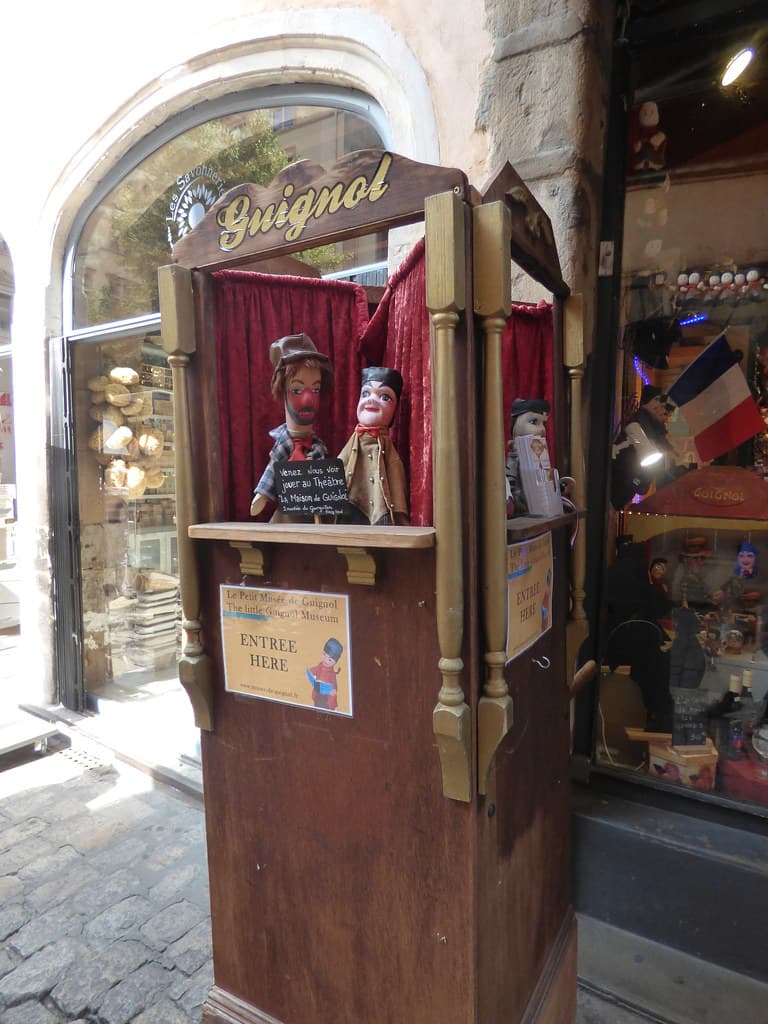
left=250, top=492, right=268, bottom=516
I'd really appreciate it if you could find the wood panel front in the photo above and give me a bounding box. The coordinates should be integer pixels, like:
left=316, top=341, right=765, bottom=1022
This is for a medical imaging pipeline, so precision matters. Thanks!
left=198, top=540, right=477, bottom=1024
left=477, top=524, right=574, bottom=1022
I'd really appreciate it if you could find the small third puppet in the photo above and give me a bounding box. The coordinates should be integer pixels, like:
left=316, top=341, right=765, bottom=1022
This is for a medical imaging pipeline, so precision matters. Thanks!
left=505, top=397, right=550, bottom=516
left=250, top=333, right=333, bottom=519
left=338, top=366, right=409, bottom=526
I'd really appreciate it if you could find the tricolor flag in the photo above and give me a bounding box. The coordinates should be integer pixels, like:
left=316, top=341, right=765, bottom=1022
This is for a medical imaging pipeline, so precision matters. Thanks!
left=668, top=334, right=764, bottom=463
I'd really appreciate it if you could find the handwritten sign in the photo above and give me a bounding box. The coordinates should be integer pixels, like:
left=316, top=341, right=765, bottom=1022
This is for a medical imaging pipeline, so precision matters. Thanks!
left=275, top=458, right=348, bottom=515
left=506, top=532, right=553, bottom=661
left=220, top=586, right=353, bottom=716
left=672, top=691, right=709, bottom=747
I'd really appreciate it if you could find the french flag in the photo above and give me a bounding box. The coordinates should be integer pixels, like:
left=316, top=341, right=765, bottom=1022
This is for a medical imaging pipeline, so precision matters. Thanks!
left=667, top=334, right=764, bottom=463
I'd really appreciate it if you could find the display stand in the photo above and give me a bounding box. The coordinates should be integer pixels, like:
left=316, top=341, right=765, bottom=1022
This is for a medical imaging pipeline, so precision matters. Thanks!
left=159, top=149, right=579, bottom=1023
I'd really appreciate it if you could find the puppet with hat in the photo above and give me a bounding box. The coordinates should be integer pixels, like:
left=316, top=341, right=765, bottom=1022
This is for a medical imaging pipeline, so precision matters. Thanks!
left=250, top=333, right=333, bottom=519
left=337, top=366, right=410, bottom=526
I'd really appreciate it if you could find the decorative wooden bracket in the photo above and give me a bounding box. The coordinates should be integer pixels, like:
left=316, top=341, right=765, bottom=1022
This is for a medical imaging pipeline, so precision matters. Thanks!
left=336, top=546, right=376, bottom=586
left=474, top=202, right=514, bottom=794
left=426, top=190, right=472, bottom=802
left=229, top=541, right=266, bottom=578
left=158, top=263, right=214, bottom=731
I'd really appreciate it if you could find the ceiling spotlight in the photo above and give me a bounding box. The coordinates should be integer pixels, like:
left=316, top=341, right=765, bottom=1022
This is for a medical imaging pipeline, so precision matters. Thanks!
left=721, top=48, right=754, bottom=87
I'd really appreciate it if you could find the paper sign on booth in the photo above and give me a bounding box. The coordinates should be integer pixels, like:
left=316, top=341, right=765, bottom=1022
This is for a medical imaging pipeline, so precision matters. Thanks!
left=220, top=585, right=353, bottom=716
left=506, top=532, right=553, bottom=661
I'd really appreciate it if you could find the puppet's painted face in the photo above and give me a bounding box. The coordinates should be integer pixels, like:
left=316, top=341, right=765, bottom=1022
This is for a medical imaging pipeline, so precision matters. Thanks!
left=513, top=410, right=548, bottom=437
left=737, top=548, right=757, bottom=577
left=285, top=364, right=323, bottom=428
left=650, top=561, right=667, bottom=580
left=320, top=651, right=337, bottom=668
left=357, top=381, right=398, bottom=429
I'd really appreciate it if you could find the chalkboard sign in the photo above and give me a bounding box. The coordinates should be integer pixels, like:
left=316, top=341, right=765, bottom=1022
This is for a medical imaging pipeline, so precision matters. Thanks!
left=672, top=691, right=709, bottom=747
left=275, top=458, right=348, bottom=515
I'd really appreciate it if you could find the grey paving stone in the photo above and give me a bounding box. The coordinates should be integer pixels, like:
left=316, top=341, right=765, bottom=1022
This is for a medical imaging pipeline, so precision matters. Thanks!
left=89, top=834, right=149, bottom=872
left=95, top=962, right=173, bottom=1024
left=132, top=996, right=194, bottom=1023
left=0, top=903, right=30, bottom=943
left=8, top=903, right=84, bottom=957
left=172, top=960, right=214, bottom=1017
left=0, top=1000, right=62, bottom=1024
left=147, top=862, right=202, bottom=908
left=82, top=894, right=153, bottom=942
left=0, top=835, right=53, bottom=875
left=25, top=862, right=100, bottom=911
left=0, top=874, right=24, bottom=902
left=161, top=918, right=213, bottom=975
left=140, top=898, right=207, bottom=951
left=0, top=948, right=15, bottom=981
left=17, top=843, right=82, bottom=884
left=0, top=936, right=85, bottom=1008
left=50, top=938, right=150, bottom=1017
left=0, top=816, right=48, bottom=851
left=70, top=867, right=145, bottom=917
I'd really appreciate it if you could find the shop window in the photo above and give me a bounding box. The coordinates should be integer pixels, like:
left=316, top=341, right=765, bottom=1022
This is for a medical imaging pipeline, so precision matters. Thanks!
left=0, top=235, right=15, bottom=578
left=597, top=25, right=768, bottom=811
left=61, top=91, right=388, bottom=720
left=73, top=105, right=387, bottom=328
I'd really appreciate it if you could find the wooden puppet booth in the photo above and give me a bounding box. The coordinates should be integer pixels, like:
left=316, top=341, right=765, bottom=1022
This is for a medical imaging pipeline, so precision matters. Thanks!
left=159, top=150, right=581, bottom=1024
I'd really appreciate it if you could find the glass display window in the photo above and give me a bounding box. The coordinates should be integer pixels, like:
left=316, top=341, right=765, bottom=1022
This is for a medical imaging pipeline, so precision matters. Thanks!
left=74, top=333, right=181, bottom=689
left=73, top=105, right=387, bottom=327
left=597, top=28, right=768, bottom=812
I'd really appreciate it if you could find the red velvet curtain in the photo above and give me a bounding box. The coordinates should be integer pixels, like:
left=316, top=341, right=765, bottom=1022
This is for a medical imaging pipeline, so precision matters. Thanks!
left=501, top=301, right=555, bottom=453
left=213, top=270, right=370, bottom=520
left=359, top=239, right=432, bottom=525
left=211, top=257, right=551, bottom=525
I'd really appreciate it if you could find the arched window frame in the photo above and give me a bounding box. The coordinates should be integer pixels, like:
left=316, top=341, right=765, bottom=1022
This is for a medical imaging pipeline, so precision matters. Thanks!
left=62, top=84, right=391, bottom=335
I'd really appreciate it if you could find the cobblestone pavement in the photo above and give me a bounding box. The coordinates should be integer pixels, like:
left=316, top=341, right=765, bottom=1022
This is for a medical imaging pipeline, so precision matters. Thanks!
left=0, top=731, right=211, bottom=1024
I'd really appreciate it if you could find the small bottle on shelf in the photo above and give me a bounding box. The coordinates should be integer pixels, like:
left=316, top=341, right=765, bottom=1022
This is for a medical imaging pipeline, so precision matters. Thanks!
left=710, top=673, right=742, bottom=717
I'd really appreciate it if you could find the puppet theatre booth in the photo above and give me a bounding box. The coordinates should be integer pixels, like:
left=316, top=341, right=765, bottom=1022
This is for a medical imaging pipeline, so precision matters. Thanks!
left=158, top=150, right=582, bottom=1024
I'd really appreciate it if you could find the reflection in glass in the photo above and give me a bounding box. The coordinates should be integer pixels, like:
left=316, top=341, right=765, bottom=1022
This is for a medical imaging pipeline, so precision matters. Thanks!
left=74, top=107, right=386, bottom=326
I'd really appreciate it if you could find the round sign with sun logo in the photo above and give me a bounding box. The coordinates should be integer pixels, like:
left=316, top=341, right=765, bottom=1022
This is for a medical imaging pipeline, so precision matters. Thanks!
left=166, top=165, right=226, bottom=247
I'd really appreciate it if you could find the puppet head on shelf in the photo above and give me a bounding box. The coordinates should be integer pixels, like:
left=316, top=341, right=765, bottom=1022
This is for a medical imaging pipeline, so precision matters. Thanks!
left=269, top=333, right=333, bottom=432
left=510, top=397, right=550, bottom=441
left=337, top=365, right=409, bottom=526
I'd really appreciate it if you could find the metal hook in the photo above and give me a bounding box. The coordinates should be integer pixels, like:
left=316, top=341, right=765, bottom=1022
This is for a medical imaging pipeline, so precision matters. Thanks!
left=532, top=655, right=551, bottom=669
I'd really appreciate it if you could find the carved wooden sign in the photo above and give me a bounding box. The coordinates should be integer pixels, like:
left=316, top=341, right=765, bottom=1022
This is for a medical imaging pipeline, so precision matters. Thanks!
left=638, top=466, right=768, bottom=518
left=172, top=149, right=468, bottom=269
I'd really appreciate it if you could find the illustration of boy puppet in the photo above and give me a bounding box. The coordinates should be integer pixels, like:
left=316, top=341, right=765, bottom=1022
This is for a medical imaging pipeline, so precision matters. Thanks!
left=306, top=638, right=344, bottom=711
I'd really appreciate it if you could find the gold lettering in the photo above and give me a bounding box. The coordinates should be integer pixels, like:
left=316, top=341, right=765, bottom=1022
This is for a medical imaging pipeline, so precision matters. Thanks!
left=343, top=175, right=370, bottom=209
left=273, top=185, right=295, bottom=229
left=217, top=195, right=251, bottom=251
left=367, top=152, right=392, bottom=202
left=216, top=153, right=394, bottom=251
left=313, top=182, right=346, bottom=218
left=258, top=203, right=279, bottom=234
left=284, top=190, right=317, bottom=243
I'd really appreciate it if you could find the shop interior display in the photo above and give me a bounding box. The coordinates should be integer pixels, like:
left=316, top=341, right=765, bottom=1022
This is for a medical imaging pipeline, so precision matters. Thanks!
left=84, top=347, right=179, bottom=678
left=599, top=82, right=768, bottom=808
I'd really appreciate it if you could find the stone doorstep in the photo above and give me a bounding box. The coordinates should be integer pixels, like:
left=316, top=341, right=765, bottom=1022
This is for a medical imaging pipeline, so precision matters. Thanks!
left=577, top=914, right=768, bottom=1024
